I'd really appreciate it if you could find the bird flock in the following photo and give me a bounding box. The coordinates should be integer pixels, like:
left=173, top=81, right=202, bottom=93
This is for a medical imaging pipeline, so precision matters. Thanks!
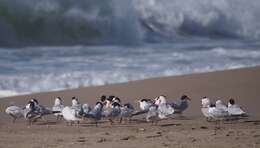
left=5, top=95, right=247, bottom=126
left=201, top=97, right=247, bottom=121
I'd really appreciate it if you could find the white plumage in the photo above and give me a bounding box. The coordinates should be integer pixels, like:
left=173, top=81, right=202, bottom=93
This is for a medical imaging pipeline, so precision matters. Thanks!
left=62, top=106, right=81, bottom=124
left=5, top=106, right=24, bottom=123
left=52, top=97, right=64, bottom=120
left=227, top=99, right=246, bottom=116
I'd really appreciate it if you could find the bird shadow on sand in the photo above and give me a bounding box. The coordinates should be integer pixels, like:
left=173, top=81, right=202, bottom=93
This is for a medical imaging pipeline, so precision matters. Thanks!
left=34, top=121, right=58, bottom=126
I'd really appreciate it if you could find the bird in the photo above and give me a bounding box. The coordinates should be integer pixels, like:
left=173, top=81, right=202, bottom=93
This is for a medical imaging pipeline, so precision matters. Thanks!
left=24, top=101, right=44, bottom=125
left=201, top=97, right=211, bottom=119
left=62, top=106, right=82, bottom=126
left=131, top=98, right=154, bottom=117
left=29, top=98, right=61, bottom=122
left=120, top=103, right=135, bottom=123
left=81, top=103, right=92, bottom=115
left=146, top=104, right=159, bottom=124
left=52, top=97, right=64, bottom=121
left=169, top=95, right=191, bottom=114
left=5, top=105, right=24, bottom=123
left=145, top=95, right=174, bottom=124
left=208, top=104, right=229, bottom=119
left=227, top=98, right=247, bottom=116
left=71, top=97, right=83, bottom=118
left=154, top=95, right=175, bottom=119
left=30, top=98, right=56, bottom=115
left=215, top=99, right=228, bottom=112
left=138, top=99, right=154, bottom=111
left=102, top=102, right=121, bottom=125
left=83, top=101, right=104, bottom=127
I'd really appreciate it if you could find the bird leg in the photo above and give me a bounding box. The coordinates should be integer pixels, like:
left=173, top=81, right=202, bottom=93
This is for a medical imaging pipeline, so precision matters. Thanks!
left=12, top=118, right=16, bottom=123
left=109, top=119, right=114, bottom=125
left=10, top=115, right=16, bottom=123
left=77, top=121, right=80, bottom=128
left=56, top=115, right=61, bottom=121
left=95, top=121, right=98, bottom=127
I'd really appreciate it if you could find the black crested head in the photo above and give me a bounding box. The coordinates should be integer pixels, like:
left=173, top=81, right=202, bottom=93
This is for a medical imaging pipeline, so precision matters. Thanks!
left=113, top=97, right=121, bottom=102
left=107, top=95, right=114, bottom=101
left=180, top=95, right=188, bottom=100
left=210, top=104, right=216, bottom=107
left=140, top=99, right=149, bottom=102
left=28, top=101, right=35, bottom=109
left=112, top=102, right=121, bottom=107
left=72, top=96, right=77, bottom=100
left=96, top=101, right=103, bottom=107
left=124, top=103, right=133, bottom=109
left=31, top=98, right=38, bottom=104
left=229, top=98, right=235, bottom=105
left=100, top=95, right=106, bottom=102
left=56, top=97, right=62, bottom=100
left=124, top=103, right=130, bottom=107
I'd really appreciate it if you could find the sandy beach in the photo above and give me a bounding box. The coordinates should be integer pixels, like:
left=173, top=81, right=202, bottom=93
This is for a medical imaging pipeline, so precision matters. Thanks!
left=0, top=66, right=260, bottom=148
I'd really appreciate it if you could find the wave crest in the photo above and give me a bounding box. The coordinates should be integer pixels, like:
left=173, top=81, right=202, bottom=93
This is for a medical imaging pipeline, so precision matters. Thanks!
left=0, top=0, right=260, bottom=46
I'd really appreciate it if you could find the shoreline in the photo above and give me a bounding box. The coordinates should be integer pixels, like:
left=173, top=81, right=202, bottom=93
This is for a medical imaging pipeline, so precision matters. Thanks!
left=1, top=65, right=259, bottom=99
left=1, top=65, right=260, bottom=117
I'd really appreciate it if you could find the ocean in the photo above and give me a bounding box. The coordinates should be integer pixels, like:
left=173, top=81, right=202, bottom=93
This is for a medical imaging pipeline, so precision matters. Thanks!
left=0, top=0, right=260, bottom=97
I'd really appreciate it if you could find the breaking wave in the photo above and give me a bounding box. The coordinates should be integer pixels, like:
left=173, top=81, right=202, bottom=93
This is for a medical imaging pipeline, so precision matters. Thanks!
left=0, top=0, right=260, bottom=46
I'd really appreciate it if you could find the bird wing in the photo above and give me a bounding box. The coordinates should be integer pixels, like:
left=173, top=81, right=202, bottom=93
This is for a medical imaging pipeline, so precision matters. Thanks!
left=62, top=107, right=81, bottom=121
left=216, top=104, right=228, bottom=112
left=170, top=100, right=181, bottom=109
left=228, top=105, right=246, bottom=116
left=5, top=106, right=23, bottom=117
left=209, top=108, right=228, bottom=118
left=201, top=108, right=210, bottom=118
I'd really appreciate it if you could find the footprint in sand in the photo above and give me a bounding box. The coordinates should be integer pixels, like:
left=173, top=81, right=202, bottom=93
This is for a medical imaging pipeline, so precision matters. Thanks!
left=120, top=136, right=136, bottom=140
left=76, top=137, right=87, bottom=143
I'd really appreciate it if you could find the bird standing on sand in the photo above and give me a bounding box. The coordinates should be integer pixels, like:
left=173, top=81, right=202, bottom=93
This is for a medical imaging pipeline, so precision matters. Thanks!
left=208, top=103, right=229, bottom=119
left=5, top=105, right=24, bottom=123
left=62, top=106, right=82, bottom=126
left=120, top=103, right=135, bottom=123
left=102, top=102, right=121, bottom=124
left=201, top=97, right=211, bottom=119
left=154, top=95, right=175, bottom=119
left=61, top=97, right=83, bottom=126
left=169, top=95, right=191, bottom=114
left=146, top=95, right=174, bottom=123
left=24, top=100, right=44, bottom=124
left=30, top=98, right=59, bottom=121
left=146, top=105, right=159, bottom=124
left=52, top=97, right=64, bottom=121
left=201, top=97, right=229, bottom=119
left=227, top=98, right=246, bottom=116
left=83, top=102, right=104, bottom=127
left=131, top=98, right=154, bottom=117
left=71, top=97, right=83, bottom=118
